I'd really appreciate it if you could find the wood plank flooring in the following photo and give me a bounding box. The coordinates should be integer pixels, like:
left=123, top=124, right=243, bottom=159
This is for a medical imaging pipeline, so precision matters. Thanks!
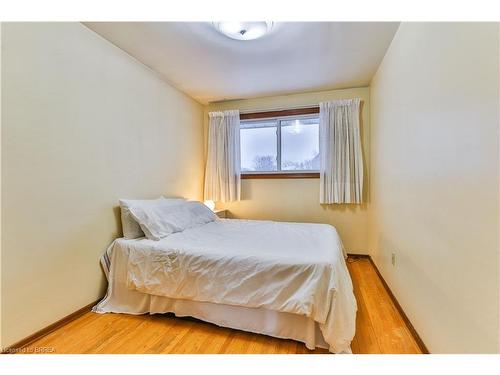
left=23, top=258, right=422, bottom=354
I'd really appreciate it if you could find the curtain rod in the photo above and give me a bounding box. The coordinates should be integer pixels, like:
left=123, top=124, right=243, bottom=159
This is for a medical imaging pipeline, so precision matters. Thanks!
left=238, top=104, right=320, bottom=115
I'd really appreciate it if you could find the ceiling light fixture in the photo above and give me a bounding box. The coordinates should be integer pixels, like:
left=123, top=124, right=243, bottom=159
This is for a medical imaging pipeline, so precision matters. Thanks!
left=212, top=22, right=274, bottom=41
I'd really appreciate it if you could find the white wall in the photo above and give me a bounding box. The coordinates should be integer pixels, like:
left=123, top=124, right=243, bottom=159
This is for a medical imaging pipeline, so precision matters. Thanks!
left=0, top=22, right=3, bottom=348
left=0, top=23, right=205, bottom=347
left=498, top=24, right=500, bottom=353
left=369, top=23, right=500, bottom=353
left=208, top=88, right=370, bottom=253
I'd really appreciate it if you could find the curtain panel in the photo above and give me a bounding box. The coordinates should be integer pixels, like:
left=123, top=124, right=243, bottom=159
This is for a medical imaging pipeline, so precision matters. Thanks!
left=204, top=110, right=241, bottom=202
left=319, top=99, right=363, bottom=204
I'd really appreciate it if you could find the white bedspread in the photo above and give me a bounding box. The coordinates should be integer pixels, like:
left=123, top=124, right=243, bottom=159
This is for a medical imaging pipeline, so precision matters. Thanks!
left=110, top=219, right=356, bottom=353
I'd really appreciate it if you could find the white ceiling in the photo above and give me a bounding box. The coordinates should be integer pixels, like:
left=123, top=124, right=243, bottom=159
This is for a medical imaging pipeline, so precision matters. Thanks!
left=84, top=22, right=399, bottom=104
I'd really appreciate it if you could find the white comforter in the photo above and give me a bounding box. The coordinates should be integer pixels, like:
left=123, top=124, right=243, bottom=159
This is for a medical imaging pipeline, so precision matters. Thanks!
left=99, top=219, right=357, bottom=353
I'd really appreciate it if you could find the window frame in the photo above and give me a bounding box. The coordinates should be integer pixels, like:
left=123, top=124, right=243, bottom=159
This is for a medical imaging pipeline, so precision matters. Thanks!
left=240, top=107, right=320, bottom=179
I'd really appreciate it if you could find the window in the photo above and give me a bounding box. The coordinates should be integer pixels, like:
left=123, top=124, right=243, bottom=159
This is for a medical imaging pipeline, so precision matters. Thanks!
left=241, top=120, right=278, bottom=172
left=280, top=118, right=320, bottom=171
left=240, top=109, right=320, bottom=178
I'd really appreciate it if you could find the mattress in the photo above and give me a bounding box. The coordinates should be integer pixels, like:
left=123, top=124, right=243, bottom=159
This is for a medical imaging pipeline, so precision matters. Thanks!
left=94, top=219, right=357, bottom=353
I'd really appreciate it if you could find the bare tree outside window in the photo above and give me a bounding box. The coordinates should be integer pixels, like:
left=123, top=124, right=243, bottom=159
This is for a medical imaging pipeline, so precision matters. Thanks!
left=253, top=155, right=277, bottom=171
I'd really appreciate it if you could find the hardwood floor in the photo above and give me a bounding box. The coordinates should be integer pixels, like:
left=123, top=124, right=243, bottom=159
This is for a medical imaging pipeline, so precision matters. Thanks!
left=22, top=258, right=422, bottom=354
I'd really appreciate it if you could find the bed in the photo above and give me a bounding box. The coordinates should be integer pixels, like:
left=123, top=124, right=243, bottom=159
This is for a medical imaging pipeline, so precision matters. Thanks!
left=93, top=217, right=357, bottom=353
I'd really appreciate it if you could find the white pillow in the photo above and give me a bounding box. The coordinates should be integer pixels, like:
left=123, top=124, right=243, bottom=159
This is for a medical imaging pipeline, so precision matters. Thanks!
left=129, top=200, right=217, bottom=241
left=119, top=197, right=184, bottom=239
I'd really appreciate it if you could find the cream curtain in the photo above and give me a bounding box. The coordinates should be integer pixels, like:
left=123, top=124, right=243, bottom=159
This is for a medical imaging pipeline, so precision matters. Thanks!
left=204, top=110, right=241, bottom=202
left=319, top=99, right=363, bottom=204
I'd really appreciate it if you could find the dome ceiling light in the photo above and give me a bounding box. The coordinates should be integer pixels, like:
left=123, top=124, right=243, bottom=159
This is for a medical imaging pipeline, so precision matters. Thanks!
left=212, top=22, right=274, bottom=41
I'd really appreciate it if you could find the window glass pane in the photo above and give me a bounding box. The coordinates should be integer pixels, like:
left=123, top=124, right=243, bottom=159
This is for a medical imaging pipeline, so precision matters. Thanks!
left=280, top=117, right=319, bottom=171
left=240, top=120, right=277, bottom=172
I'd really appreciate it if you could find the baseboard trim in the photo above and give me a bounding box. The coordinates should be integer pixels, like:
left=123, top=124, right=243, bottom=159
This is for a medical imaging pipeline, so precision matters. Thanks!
left=346, top=253, right=370, bottom=259
left=1, top=298, right=102, bottom=354
left=347, top=253, right=429, bottom=354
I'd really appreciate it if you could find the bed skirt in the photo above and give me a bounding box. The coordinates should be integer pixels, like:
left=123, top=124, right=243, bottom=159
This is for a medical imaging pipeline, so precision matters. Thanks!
left=94, top=294, right=329, bottom=351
